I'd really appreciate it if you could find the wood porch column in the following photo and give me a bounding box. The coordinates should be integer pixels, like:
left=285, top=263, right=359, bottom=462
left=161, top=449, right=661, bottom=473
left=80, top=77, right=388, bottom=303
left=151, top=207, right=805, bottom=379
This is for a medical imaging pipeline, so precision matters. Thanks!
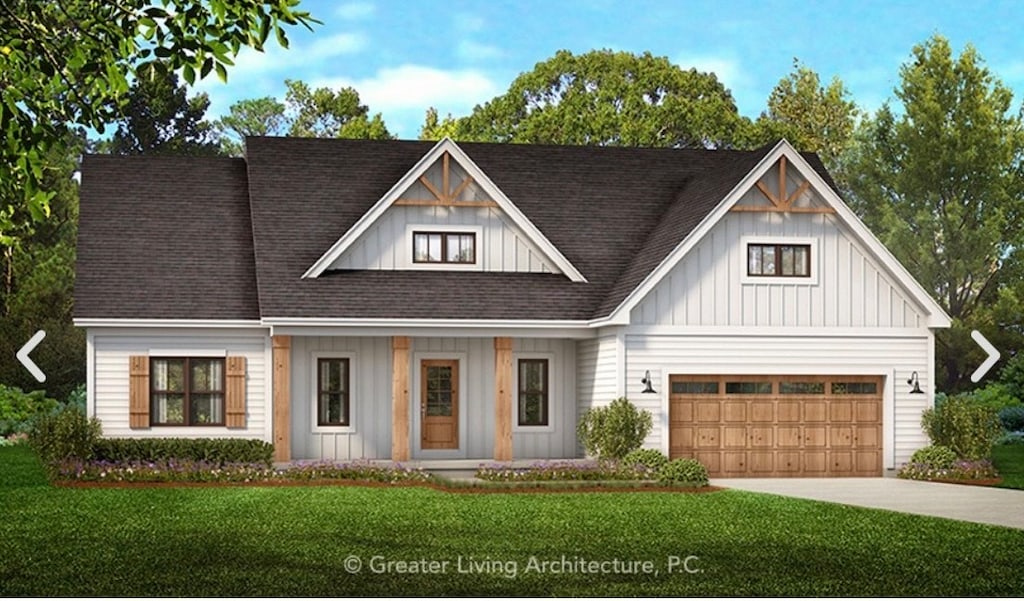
left=391, top=336, right=411, bottom=461
left=494, top=337, right=513, bottom=462
left=272, top=335, right=292, bottom=462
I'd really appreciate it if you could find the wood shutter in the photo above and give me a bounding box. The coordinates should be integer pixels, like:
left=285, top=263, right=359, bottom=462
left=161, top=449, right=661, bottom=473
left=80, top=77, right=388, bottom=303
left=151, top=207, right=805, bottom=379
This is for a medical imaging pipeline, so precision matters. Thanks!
left=225, top=356, right=247, bottom=428
left=128, top=355, right=150, bottom=429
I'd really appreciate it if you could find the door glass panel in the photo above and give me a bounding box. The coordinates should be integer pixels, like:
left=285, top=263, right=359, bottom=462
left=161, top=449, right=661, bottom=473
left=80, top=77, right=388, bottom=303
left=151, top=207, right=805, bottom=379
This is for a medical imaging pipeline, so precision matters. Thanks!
left=425, top=366, right=453, bottom=416
left=725, top=381, right=772, bottom=394
left=779, top=381, right=825, bottom=394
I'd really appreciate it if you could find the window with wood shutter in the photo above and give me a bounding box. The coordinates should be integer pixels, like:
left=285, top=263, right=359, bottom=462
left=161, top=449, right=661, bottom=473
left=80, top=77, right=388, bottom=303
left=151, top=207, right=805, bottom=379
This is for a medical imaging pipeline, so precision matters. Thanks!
left=128, top=355, right=246, bottom=428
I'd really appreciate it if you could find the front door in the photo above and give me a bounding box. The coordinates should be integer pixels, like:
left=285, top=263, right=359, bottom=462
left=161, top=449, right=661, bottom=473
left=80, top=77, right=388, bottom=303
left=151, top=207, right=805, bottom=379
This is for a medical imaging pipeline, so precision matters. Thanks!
left=421, top=360, right=459, bottom=450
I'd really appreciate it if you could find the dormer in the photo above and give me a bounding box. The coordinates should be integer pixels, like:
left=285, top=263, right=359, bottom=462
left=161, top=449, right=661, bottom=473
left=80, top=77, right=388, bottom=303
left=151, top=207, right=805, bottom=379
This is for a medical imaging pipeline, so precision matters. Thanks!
left=303, top=138, right=586, bottom=281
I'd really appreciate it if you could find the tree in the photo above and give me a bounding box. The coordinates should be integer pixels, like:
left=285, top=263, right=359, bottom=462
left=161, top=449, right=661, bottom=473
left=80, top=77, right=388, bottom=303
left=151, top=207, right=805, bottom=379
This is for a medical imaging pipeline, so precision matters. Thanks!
left=452, top=49, right=747, bottom=148
left=419, top=107, right=461, bottom=141
left=103, top=63, right=220, bottom=156
left=843, top=35, right=1024, bottom=391
left=743, top=60, right=859, bottom=170
left=0, top=0, right=316, bottom=243
left=284, top=79, right=392, bottom=139
left=216, top=80, right=392, bottom=153
left=216, top=97, right=288, bottom=156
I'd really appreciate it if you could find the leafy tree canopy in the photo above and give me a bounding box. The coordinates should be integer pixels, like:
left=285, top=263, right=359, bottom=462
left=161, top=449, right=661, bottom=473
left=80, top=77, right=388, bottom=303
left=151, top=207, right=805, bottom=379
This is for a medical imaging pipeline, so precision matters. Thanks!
left=843, top=34, right=1024, bottom=390
left=444, top=49, right=747, bottom=148
left=0, top=0, right=316, bottom=238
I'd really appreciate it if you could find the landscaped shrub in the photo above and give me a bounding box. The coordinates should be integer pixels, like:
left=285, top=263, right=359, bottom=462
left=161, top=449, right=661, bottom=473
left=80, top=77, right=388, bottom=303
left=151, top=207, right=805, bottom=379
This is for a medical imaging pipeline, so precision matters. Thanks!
left=898, top=458, right=999, bottom=482
left=998, top=406, right=1024, bottom=433
left=907, top=445, right=958, bottom=470
left=622, top=448, right=668, bottom=471
left=961, top=382, right=1021, bottom=412
left=475, top=460, right=654, bottom=482
left=52, top=458, right=433, bottom=484
left=922, top=395, right=1003, bottom=460
left=92, top=438, right=274, bottom=467
left=0, top=384, right=59, bottom=437
left=656, top=458, right=709, bottom=487
left=64, top=384, right=87, bottom=413
left=577, top=397, right=652, bottom=459
left=29, top=405, right=101, bottom=465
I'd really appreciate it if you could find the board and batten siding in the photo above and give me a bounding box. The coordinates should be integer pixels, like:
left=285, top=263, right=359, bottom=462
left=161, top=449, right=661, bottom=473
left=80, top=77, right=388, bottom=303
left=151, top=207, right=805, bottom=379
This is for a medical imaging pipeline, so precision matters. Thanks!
left=630, top=211, right=928, bottom=328
left=623, top=334, right=931, bottom=468
left=90, top=328, right=270, bottom=440
left=328, top=205, right=559, bottom=274
left=290, top=336, right=577, bottom=461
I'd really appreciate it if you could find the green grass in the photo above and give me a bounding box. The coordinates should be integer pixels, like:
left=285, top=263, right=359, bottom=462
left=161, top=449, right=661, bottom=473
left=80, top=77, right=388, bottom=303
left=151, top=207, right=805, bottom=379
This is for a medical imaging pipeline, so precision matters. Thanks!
left=993, top=443, right=1024, bottom=490
left=2, top=445, right=1022, bottom=596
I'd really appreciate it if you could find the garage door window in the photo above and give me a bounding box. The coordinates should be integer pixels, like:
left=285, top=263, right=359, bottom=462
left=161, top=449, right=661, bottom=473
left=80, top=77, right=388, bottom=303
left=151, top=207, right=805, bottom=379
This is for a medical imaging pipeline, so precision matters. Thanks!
left=725, top=381, right=772, bottom=394
left=671, top=381, right=719, bottom=395
left=832, top=382, right=878, bottom=395
left=779, top=381, right=825, bottom=394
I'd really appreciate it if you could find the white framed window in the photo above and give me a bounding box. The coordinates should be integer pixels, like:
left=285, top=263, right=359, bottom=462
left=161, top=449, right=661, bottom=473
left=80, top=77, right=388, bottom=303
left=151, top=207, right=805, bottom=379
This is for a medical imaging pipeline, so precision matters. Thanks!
left=404, top=225, right=484, bottom=271
left=311, top=352, right=357, bottom=433
left=740, top=236, right=819, bottom=285
left=512, top=352, right=556, bottom=432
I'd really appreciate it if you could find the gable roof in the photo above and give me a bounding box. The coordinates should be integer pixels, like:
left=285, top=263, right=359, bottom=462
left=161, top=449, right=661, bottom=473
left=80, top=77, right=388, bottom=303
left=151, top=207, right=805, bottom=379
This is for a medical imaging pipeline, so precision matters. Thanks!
left=74, top=155, right=259, bottom=320
left=74, top=137, right=947, bottom=328
left=303, top=138, right=586, bottom=282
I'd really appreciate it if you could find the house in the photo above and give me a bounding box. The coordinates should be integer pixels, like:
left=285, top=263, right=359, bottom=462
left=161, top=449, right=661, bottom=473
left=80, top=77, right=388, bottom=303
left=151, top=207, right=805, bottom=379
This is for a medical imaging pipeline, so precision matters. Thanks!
left=73, top=137, right=951, bottom=477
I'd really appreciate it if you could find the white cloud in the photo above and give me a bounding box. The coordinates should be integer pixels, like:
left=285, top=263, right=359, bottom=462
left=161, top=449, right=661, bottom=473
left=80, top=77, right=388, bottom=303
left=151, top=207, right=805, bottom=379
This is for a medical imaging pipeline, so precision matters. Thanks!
left=312, top=65, right=499, bottom=113
left=676, top=54, right=749, bottom=90
left=456, top=40, right=503, bottom=62
left=453, top=13, right=485, bottom=33
left=334, top=2, right=375, bottom=20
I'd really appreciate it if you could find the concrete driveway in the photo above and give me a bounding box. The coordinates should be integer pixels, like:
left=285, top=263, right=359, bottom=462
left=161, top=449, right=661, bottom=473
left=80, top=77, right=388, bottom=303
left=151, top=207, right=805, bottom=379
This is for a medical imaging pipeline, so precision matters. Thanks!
left=713, top=477, right=1024, bottom=530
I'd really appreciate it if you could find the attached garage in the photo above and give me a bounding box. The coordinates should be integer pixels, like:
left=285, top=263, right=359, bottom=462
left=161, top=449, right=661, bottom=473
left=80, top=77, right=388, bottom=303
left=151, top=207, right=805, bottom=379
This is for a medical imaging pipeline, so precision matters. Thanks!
left=669, top=375, right=883, bottom=477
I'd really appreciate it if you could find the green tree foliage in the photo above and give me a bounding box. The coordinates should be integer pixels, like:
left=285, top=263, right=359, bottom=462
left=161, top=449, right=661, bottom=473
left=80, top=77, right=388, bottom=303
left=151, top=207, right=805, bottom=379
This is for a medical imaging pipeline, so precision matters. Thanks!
left=102, top=63, right=221, bottom=156
left=216, top=80, right=391, bottom=154
left=451, top=49, right=746, bottom=148
left=842, top=35, right=1024, bottom=390
left=216, top=97, right=288, bottom=155
left=743, top=60, right=859, bottom=170
left=418, top=107, right=461, bottom=141
left=0, top=0, right=316, bottom=243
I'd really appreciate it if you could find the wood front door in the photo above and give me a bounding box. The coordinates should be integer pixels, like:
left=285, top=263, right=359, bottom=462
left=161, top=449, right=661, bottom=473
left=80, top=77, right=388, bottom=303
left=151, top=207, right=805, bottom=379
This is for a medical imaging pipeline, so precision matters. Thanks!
left=420, top=360, right=459, bottom=450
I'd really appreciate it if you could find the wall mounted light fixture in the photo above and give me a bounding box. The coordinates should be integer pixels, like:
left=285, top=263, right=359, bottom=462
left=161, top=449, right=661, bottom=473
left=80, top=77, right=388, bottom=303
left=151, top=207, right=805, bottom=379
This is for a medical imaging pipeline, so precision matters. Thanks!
left=641, top=370, right=657, bottom=394
left=907, top=371, right=924, bottom=394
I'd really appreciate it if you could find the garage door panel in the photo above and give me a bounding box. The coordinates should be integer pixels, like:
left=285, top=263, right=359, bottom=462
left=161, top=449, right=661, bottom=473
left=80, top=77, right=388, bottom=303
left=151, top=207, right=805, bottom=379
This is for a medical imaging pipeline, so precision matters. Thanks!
left=669, top=375, right=883, bottom=478
left=723, top=426, right=746, bottom=449
left=751, top=402, right=774, bottom=423
left=696, top=402, right=720, bottom=422
left=778, top=426, right=801, bottom=448
left=748, top=452, right=774, bottom=474
left=804, top=401, right=827, bottom=422
left=749, top=426, right=773, bottom=448
left=696, top=427, right=720, bottom=448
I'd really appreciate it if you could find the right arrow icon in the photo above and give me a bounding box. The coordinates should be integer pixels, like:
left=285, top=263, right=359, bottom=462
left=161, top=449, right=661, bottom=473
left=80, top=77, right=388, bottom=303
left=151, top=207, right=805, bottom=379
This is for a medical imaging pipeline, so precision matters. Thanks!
left=970, top=330, right=1000, bottom=383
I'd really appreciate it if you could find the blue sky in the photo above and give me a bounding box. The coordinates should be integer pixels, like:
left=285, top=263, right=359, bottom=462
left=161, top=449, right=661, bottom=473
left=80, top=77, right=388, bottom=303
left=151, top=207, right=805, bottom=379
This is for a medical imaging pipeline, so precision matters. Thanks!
left=192, top=0, right=1024, bottom=139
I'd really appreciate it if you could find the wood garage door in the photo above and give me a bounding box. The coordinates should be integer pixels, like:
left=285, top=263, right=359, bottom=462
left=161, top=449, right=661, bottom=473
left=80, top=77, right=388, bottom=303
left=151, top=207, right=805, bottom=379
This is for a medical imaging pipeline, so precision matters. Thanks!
left=669, top=375, right=883, bottom=477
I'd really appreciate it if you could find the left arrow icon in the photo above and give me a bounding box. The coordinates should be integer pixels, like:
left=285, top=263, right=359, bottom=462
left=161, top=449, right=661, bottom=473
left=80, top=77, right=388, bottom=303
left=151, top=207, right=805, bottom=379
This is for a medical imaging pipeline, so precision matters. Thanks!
left=17, top=330, right=46, bottom=383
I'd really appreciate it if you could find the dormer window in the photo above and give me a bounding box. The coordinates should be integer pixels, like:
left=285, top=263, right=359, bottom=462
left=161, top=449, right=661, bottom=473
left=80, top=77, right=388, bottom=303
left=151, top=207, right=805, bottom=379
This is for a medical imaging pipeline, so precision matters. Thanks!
left=413, top=231, right=476, bottom=264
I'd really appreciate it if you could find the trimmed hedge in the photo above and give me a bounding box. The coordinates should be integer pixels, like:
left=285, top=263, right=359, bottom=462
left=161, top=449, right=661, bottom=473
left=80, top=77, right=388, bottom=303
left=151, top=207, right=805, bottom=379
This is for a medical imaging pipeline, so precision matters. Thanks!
left=92, top=438, right=274, bottom=467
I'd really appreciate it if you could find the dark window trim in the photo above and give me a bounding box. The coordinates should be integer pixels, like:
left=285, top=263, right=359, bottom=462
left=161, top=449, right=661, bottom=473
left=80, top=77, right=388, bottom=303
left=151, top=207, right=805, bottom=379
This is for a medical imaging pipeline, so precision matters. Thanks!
left=517, top=358, right=549, bottom=427
left=412, top=231, right=477, bottom=264
left=150, top=357, right=226, bottom=427
left=747, top=243, right=811, bottom=278
left=317, top=357, right=351, bottom=427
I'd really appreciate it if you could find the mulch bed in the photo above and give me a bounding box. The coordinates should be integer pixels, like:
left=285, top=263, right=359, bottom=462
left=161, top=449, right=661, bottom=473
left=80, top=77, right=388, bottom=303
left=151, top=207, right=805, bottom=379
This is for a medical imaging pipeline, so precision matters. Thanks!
left=54, top=479, right=722, bottom=494
left=924, top=477, right=1004, bottom=487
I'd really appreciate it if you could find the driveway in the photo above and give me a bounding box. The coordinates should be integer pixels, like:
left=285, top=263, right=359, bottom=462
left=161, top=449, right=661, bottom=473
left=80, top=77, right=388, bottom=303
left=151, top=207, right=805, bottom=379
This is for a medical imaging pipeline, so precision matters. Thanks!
left=713, top=477, right=1024, bottom=530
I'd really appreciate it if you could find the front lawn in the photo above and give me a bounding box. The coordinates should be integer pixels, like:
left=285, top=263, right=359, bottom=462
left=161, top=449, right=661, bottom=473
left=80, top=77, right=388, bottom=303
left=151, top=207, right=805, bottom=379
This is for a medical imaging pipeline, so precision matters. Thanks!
left=993, top=444, right=1024, bottom=490
left=1, top=445, right=1022, bottom=596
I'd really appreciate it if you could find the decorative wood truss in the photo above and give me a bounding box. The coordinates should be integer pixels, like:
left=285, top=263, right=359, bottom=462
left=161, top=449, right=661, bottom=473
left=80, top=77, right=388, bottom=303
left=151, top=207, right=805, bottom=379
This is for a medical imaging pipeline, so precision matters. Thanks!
left=394, top=152, right=499, bottom=208
left=730, top=156, right=835, bottom=214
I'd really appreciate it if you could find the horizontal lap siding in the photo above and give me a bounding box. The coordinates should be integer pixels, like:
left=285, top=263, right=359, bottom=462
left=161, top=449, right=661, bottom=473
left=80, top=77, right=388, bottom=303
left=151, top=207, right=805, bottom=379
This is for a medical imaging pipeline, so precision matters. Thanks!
left=93, top=329, right=269, bottom=439
left=625, top=334, right=931, bottom=467
left=576, top=335, right=620, bottom=456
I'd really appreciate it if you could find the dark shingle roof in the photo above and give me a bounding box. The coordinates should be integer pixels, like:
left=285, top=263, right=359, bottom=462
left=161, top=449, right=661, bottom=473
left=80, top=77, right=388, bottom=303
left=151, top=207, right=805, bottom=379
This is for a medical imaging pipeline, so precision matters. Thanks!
left=74, top=155, right=260, bottom=319
left=76, top=138, right=828, bottom=321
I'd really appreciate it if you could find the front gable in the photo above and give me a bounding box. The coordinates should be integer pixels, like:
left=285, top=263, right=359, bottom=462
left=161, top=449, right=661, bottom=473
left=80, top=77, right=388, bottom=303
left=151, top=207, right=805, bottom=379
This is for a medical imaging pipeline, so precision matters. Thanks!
left=303, top=138, right=586, bottom=282
left=616, top=140, right=951, bottom=329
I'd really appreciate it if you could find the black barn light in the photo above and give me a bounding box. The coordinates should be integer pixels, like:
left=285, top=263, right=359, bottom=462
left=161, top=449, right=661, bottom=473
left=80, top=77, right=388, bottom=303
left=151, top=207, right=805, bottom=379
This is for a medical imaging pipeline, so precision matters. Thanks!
left=640, top=370, right=657, bottom=394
